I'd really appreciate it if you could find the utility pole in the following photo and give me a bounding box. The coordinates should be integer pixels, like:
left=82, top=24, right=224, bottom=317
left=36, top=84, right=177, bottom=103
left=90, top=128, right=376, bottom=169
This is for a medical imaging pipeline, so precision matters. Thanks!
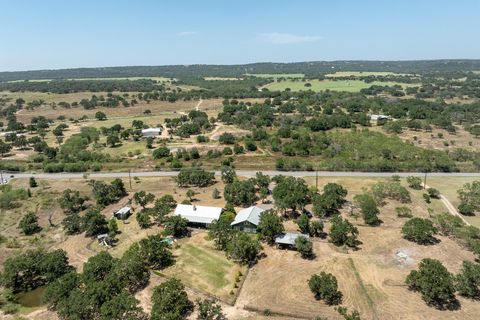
left=0, top=170, right=3, bottom=184
left=424, top=171, right=427, bottom=190
left=315, top=168, right=318, bottom=190
left=128, top=169, right=132, bottom=190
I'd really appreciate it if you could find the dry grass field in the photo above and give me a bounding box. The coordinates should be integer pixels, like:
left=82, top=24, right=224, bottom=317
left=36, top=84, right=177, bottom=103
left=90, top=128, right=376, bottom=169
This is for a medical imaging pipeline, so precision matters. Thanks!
left=238, top=177, right=479, bottom=320
left=2, top=175, right=480, bottom=320
left=14, top=98, right=225, bottom=123
left=369, top=125, right=480, bottom=152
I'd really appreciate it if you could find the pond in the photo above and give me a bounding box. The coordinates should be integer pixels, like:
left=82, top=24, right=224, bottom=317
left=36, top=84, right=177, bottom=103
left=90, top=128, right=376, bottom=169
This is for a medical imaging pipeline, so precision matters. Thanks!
left=16, top=286, right=46, bottom=308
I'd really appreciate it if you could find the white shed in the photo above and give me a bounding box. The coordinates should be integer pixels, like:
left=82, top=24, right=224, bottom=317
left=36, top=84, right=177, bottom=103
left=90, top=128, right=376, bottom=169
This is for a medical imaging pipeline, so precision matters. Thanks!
left=141, top=127, right=162, bottom=138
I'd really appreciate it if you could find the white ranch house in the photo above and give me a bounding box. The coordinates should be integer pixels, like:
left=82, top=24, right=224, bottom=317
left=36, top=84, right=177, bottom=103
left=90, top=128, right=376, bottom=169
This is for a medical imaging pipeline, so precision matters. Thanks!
left=174, top=204, right=223, bottom=227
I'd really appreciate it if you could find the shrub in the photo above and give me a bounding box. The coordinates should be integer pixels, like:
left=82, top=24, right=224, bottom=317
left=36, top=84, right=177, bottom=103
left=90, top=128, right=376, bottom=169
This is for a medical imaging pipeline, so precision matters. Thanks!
left=406, top=258, right=457, bottom=309
left=308, top=272, right=343, bottom=305
left=402, top=218, right=437, bottom=244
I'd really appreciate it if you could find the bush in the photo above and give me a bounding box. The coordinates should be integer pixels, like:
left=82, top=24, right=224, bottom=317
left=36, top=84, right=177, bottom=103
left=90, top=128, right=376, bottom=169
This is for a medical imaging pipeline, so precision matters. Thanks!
left=218, top=132, right=235, bottom=145
left=456, top=260, right=480, bottom=299
left=406, top=258, right=457, bottom=309
left=427, top=188, right=441, bottom=199
left=329, top=216, right=360, bottom=248
left=153, top=146, right=170, bottom=159
left=18, top=212, right=41, bottom=235
left=295, top=236, right=313, bottom=259
left=402, top=218, right=437, bottom=244
left=407, top=176, right=423, bottom=189
left=308, top=272, right=343, bottom=305
left=395, top=206, right=413, bottom=218
left=458, top=202, right=475, bottom=216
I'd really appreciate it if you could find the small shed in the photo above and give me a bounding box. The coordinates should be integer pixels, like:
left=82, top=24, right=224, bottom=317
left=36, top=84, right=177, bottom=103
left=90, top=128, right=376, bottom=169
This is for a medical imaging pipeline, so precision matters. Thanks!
left=275, top=233, right=310, bottom=249
left=370, top=114, right=391, bottom=121
left=174, top=204, right=223, bottom=227
left=141, top=128, right=162, bottom=138
left=231, top=206, right=265, bottom=233
left=97, top=234, right=111, bottom=246
left=113, top=206, right=131, bottom=220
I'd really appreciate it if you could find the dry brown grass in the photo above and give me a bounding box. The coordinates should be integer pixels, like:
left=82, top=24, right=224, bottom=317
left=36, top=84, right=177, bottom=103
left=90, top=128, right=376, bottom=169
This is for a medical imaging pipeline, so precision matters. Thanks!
left=238, top=177, right=479, bottom=320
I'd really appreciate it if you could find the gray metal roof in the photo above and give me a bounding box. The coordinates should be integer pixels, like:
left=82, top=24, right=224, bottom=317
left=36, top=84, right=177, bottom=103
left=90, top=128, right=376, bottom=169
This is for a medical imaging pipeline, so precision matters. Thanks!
left=275, top=233, right=309, bottom=246
left=231, top=206, right=265, bottom=227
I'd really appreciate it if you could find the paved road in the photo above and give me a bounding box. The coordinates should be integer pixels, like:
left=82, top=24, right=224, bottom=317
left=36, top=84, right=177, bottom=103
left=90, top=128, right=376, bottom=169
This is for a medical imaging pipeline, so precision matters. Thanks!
left=6, top=170, right=480, bottom=180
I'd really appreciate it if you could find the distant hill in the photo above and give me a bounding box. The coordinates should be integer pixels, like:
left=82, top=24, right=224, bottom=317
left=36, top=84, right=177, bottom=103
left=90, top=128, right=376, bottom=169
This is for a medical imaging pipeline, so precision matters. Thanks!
left=1, top=60, right=480, bottom=82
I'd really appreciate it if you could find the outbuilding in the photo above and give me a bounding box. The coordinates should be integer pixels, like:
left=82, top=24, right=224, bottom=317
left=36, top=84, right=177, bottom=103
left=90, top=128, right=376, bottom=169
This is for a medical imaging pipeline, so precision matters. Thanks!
left=231, top=206, right=265, bottom=233
left=275, top=233, right=310, bottom=249
left=113, top=206, right=131, bottom=220
left=174, top=204, right=223, bottom=227
left=141, top=127, right=162, bottom=138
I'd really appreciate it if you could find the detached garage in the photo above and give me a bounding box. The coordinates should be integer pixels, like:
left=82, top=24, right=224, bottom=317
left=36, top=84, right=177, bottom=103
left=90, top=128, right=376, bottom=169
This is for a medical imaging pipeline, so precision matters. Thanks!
left=174, top=204, right=223, bottom=227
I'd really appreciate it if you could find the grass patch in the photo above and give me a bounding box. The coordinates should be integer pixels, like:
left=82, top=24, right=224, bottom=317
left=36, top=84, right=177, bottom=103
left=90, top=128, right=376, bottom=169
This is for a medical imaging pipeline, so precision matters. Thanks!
left=325, top=71, right=410, bottom=78
left=163, top=233, right=245, bottom=302
left=265, top=79, right=418, bottom=92
left=247, top=73, right=304, bottom=79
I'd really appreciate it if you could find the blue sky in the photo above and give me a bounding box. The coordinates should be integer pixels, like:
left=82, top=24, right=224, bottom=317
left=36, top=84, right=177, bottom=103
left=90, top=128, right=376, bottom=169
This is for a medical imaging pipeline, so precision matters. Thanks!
left=0, top=0, right=479, bottom=71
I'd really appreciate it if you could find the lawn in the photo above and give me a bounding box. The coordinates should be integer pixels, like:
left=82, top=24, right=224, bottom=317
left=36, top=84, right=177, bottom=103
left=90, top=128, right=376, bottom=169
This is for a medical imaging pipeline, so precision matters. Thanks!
left=247, top=73, right=304, bottom=79
left=426, top=176, right=480, bottom=228
left=162, top=232, right=246, bottom=302
left=6, top=76, right=172, bottom=83
left=325, top=71, right=410, bottom=77
left=265, top=79, right=418, bottom=92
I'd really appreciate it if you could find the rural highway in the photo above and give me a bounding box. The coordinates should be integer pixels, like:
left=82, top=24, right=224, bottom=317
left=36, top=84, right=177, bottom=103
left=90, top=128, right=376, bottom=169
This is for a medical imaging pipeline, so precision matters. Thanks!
left=5, top=170, right=480, bottom=180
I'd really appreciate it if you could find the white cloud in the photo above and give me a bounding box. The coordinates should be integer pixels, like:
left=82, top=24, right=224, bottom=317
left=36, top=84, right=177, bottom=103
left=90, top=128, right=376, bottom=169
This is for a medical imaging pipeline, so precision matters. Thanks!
left=259, top=32, right=322, bottom=44
left=177, top=31, right=198, bottom=37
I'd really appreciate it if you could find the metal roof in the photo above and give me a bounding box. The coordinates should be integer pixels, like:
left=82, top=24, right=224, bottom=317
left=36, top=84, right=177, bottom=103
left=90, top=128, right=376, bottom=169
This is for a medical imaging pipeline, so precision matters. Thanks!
left=231, top=206, right=265, bottom=226
left=141, top=128, right=161, bottom=134
left=275, top=233, right=310, bottom=246
left=115, top=206, right=131, bottom=214
left=174, top=204, right=223, bottom=224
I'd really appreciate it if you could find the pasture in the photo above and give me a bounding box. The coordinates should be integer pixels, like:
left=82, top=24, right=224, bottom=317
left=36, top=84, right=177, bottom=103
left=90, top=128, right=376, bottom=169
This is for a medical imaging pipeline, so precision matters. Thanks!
left=238, top=176, right=479, bottom=320
left=427, top=176, right=480, bottom=228
left=325, top=71, right=410, bottom=77
left=247, top=73, right=305, bottom=79
left=264, top=79, right=418, bottom=92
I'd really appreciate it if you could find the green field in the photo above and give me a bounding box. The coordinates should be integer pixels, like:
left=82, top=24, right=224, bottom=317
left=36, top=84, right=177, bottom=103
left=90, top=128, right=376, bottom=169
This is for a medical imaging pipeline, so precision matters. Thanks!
left=247, top=73, right=305, bottom=79
left=426, top=177, right=480, bottom=228
left=325, top=71, right=409, bottom=78
left=162, top=234, right=245, bottom=302
left=265, top=79, right=418, bottom=92
left=7, top=76, right=172, bottom=83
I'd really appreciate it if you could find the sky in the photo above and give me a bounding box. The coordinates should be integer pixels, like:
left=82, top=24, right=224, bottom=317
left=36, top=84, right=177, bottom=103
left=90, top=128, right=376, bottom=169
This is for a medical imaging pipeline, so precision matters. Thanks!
left=0, top=0, right=479, bottom=71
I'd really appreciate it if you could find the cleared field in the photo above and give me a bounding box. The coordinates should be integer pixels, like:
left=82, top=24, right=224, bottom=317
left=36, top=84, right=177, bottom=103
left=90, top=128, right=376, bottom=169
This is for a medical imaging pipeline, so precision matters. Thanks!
left=6, top=76, right=172, bottom=83
left=163, top=232, right=246, bottom=303
left=264, top=79, right=418, bottom=92
left=247, top=73, right=305, bottom=79
left=238, top=176, right=479, bottom=320
left=13, top=98, right=224, bottom=123
left=204, top=77, right=242, bottom=81
left=325, top=71, right=410, bottom=77
left=426, top=176, right=480, bottom=227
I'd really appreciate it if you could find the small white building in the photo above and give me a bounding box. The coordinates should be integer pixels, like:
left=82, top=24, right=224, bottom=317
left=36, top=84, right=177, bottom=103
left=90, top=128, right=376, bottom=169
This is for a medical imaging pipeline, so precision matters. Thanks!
left=275, top=233, right=310, bottom=248
left=113, top=206, right=131, bottom=220
left=174, top=204, right=223, bottom=227
left=141, top=127, right=162, bottom=138
left=231, top=206, right=265, bottom=233
left=370, top=114, right=391, bottom=121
